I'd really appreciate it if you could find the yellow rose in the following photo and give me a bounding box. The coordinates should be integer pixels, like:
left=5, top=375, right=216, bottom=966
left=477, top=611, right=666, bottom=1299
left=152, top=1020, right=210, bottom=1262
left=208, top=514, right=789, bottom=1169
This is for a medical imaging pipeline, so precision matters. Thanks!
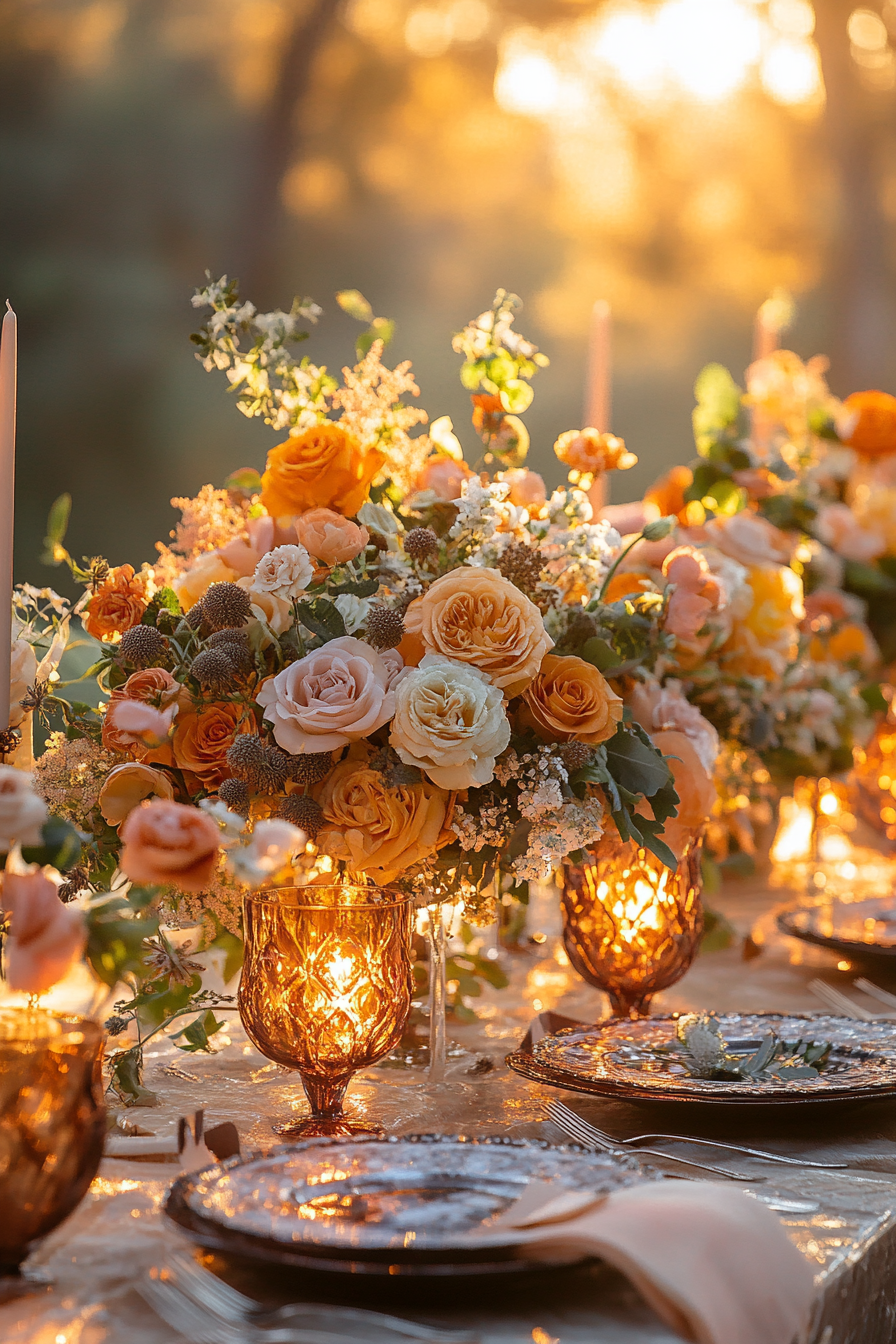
left=261, top=423, right=385, bottom=519
left=723, top=564, right=802, bottom=679
left=517, top=655, right=622, bottom=745
left=316, top=755, right=452, bottom=881
left=173, top=552, right=238, bottom=613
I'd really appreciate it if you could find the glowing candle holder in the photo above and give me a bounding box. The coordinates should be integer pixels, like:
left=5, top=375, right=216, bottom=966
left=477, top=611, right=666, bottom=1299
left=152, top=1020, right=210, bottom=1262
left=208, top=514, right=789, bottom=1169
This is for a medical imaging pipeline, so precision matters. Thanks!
left=560, top=831, right=704, bottom=1019
left=0, top=1008, right=105, bottom=1298
left=239, top=885, right=414, bottom=1137
left=853, top=702, right=896, bottom=845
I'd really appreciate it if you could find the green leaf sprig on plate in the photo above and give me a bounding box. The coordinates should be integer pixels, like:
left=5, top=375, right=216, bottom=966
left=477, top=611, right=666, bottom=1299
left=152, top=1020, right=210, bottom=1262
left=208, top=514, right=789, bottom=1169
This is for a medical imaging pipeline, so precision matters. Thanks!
left=649, top=1013, right=832, bottom=1083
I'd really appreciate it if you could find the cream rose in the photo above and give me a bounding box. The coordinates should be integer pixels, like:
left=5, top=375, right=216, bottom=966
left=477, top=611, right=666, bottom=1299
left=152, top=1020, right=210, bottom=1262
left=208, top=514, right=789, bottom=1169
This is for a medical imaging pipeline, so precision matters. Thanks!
left=0, top=766, right=48, bottom=851
left=98, top=762, right=175, bottom=827
left=9, top=639, right=38, bottom=730
left=334, top=594, right=372, bottom=633
left=814, top=502, right=886, bottom=564
left=235, top=577, right=293, bottom=645
left=252, top=544, right=315, bottom=600
left=389, top=655, right=510, bottom=789
left=403, top=566, right=553, bottom=696
left=256, top=636, right=403, bottom=754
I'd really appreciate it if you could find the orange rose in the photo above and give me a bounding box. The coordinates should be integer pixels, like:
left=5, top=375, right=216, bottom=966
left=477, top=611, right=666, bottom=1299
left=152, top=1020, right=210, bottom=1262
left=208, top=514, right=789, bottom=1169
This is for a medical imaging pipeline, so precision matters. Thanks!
left=119, top=798, right=220, bottom=892
left=603, top=571, right=653, bottom=603
left=841, top=390, right=896, bottom=458
left=404, top=567, right=552, bottom=696
left=83, top=565, right=148, bottom=642
left=294, top=507, right=369, bottom=566
left=261, top=423, right=385, bottom=519
left=554, top=429, right=637, bottom=475
left=645, top=465, right=693, bottom=521
left=173, top=699, right=255, bottom=791
left=103, top=668, right=180, bottom=759
left=517, top=654, right=623, bottom=744
left=316, top=755, right=452, bottom=882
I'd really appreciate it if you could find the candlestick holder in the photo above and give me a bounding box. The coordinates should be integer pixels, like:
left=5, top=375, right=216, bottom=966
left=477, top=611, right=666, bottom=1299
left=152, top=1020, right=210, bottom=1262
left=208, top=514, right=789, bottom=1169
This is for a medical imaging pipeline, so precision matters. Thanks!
left=561, top=829, right=704, bottom=1019
left=239, top=885, right=414, bottom=1137
left=0, top=1009, right=105, bottom=1299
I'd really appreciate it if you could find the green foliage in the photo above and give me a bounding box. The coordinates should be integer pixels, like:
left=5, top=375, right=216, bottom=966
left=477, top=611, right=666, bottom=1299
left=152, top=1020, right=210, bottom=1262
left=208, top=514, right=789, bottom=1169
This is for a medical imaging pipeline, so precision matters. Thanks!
left=107, top=1048, right=159, bottom=1107
left=861, top=682, right=890, bottom=714
left=453, top=290, right=548, bottom=415
left=224, top=467, right=264, bottom=494
left=337, top=289, right=396, bottom=358
left=171, top=1008, right=227, bottom=1053
left=20, top=817, right=82, bottom=872
left=84, top=885, right=160, bottom=988
left=295, top=597, right=347, bottom=642
left=572, top=724, right=680, bottom=870
left=692, top=363, right=743, bottom=454
left=41, top=493, right=71, bottom=566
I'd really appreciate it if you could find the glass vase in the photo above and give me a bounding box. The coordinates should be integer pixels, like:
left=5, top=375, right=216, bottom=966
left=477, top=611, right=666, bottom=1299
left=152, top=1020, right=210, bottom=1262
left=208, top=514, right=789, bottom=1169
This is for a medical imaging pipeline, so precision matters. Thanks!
left=560, top=829, right=704, bottom=1019
left=424, top=904, right=448, bottom=1082
left=0, top=1009, right=106, bottom=1298
left=239, top=885, right=414, bottom=1137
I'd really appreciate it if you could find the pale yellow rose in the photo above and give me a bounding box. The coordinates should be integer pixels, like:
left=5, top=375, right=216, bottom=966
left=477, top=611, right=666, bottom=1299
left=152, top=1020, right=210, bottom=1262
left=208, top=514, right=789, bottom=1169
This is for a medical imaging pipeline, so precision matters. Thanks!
left=723, top=564, right=803, bottom=679
left=98, top=762, right=175, bottom=827
left=390, top=656, right=510, bottom=789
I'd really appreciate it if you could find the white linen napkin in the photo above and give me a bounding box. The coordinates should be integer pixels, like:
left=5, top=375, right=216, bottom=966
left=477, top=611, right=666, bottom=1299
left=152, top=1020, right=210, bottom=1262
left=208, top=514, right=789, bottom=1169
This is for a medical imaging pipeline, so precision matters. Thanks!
left=491, top=1178, right=814, bottom=1344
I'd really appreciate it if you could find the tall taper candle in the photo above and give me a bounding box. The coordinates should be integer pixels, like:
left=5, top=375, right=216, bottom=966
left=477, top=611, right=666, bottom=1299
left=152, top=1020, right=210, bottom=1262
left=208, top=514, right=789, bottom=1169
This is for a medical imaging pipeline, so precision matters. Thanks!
left=0, top=302, right=16, bottom=733
left=585, top=300, right=611, bottom=512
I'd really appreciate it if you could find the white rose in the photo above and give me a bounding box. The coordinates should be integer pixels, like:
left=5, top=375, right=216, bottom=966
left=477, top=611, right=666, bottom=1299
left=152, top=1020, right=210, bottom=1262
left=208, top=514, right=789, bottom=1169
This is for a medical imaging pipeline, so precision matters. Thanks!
left=0, top=766, right=48, bottom=852
left=252, top=544, right=314, bottom=601
left=334, top=594, right=372, bottom=633
left=389, top=655, right=510, bottom=790
left=9, top=639, right=38, bottom=729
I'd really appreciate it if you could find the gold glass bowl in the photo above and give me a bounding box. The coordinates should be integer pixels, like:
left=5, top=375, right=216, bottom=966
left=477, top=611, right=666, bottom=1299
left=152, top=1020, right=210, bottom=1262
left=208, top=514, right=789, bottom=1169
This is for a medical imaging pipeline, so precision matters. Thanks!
left=0, top=1009, right=106, bottom=1287
left=239, top=885, right=414, bottom=1136
left=561, top=830, right=704, bottom=1019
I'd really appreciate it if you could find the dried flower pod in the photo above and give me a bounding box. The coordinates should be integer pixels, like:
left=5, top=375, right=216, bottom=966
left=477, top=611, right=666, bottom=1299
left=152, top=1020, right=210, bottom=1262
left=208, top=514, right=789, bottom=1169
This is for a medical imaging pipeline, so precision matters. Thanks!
left=559, top=741, right=595, bottom=773
left=118, top=624, right=168, bottom=668
left=208, top=628, right=250, bottom=648
left=276, top=793, right=324, bottom=839
left=365, top=605, right=405, bottom=651
left=185, top=605, right=205, bottom=631
left=190, top=647, right=236, bottom=692
left=217, top=777, right=250, bottom=815
left=497, top=541, right=545, bottom=595
left=226, top=734, right=269, bottom=783
left=264, top=745, right=292, bottom=790
left=287, top=751, right=334, bottom=785
left=199, top=582, right=252, bottom=632
left=404, top=527, right=439, bottom=561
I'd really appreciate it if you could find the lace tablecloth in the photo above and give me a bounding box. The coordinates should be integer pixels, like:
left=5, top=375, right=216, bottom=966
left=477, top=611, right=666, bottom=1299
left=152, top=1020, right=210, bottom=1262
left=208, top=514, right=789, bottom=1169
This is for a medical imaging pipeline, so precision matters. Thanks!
left=4, top=873, right=896, bottom=1344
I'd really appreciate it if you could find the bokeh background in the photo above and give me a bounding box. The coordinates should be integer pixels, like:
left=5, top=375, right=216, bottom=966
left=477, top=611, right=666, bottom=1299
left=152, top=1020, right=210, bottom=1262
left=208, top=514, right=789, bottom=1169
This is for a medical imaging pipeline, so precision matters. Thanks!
left=4, top=0, right=896, bottom=590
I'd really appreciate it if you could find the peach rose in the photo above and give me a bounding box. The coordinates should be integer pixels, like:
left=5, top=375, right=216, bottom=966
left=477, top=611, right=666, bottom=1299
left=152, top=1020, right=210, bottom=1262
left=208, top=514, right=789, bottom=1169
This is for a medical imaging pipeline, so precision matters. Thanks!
left=120, top=798, right=221, bottom=892
left=103, top=699, right=176, bottom=755
left=517, top=655, right=622, bottom=745
left=256, top=636, right=404, bottom=754
left=630, top=681, right=720, bottom=777
left=801, top=587, right=865, bottom=631
left=645, top=465, right=693, bottom=521
left=404, top=567, right=552, bottom=697
left=173, top=700, right=255, bottom=791
left=599, top=501, right=660, bottom=536
left=414, top=456, right=474, bottom=502
left=1, top=869, right=86, bottom=994
left=103, top=668, right=180, bottom=758
left=83, top=564, right=149, bottom=642
left=554, top=429, right=637, bottom=475
left=0, top=767, right=48, bottom=850
left=499, top=469, right=547, bottom=511
left=643, top=729, right=716, bottom=863
left=705, top=512, right=793, bottom=568
left=295, top=508, right=370, bottom=566
left=98, top=762, right=175, bottom=827
left=173, top=552, right=239, bottom=613
left=235, top=577, right=293, bottom=645
left=261, top=423, right=385, bottom=519
left=217, top=515, right=297, bottom=578
left=316, top=754, right=452, bottom=881
left=814, top=502, right=885, bottom=564
left=662, top=546, right=726, bottom=655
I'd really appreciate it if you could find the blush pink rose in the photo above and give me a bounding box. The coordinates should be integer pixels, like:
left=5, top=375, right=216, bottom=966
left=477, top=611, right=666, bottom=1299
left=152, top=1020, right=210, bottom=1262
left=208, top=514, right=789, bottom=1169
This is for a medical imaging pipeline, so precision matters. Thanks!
left=630, top=680, right=720, bottom=777
left=2, top=870, right=86, bottom=994
left=103, top=698, right=176, bottom=752
left=119, top=799, right=221, bottom=892
left=415, top=457, right=474, bottom=502
left=500, top=469, right=547, bottom=510
left=814, top=502, right=886, bottom=564
left=217, top=515, right=298, bottom=578
left=256, top=636, right=405, bottom=754
left=294, top=508, right=370, bottom=566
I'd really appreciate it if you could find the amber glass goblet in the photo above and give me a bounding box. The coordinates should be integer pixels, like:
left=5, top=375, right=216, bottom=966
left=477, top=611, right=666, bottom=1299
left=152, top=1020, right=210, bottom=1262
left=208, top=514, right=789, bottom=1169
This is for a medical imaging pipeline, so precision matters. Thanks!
left=239, top=885, right=414, bottom=1137
left=561, top=830, right=704, bottom=1019
left=0, top=1009, right=106, bottom=1296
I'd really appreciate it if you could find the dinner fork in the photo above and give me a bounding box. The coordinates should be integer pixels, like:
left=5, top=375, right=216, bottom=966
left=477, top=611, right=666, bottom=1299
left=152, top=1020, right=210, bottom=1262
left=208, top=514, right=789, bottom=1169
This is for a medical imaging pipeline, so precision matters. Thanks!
left=545, top=1101, right=756, bottom=1180
left=808, top=979, right=894, bottom=1021
left=140, top=1275, right=347, bottom=1344
left=854, top=977, right=896, bottom=1011
left=159, top=1251, right=478, bottom=1344
left=546, top=1100, right=847, bottom=1170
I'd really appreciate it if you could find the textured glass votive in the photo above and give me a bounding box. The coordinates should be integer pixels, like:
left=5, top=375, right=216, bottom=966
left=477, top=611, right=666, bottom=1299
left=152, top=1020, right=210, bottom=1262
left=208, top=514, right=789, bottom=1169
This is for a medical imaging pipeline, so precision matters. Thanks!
left=0, top=1009, right=105, bottom=1289
left=853, top=709, right=896, bottom=845
left=561, top=830, right=704, bottom=1019
left=239, top=885, right=414, bottom=1136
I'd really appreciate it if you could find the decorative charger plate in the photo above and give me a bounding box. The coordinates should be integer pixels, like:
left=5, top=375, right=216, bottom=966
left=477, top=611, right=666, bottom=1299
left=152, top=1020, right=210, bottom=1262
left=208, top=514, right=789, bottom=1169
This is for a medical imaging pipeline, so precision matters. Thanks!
left=165, top=1133, right=645, bottom=1278
left=778, top=897, right=896, bottom=964
left=507, top=1012, right=896, bottom=1107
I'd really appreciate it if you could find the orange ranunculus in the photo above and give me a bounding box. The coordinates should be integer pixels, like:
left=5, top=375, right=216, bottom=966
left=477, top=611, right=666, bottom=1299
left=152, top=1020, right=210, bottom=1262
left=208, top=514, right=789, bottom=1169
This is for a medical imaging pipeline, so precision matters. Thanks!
left=316, top=754, right=452, bottom=882
left=261, top=422, right=385, bottom=519
left=172, top=699, right=255, bottom=791
left=294, top=508, right=369, bottom=566
left=602, top=571, right=654, bottom=603
left=553, top=429, right=637, bottom=475
left=103, top=668, right=180, bottom=759
left=644, top=465, right=693, bottom=521
left=404, top=567, right=552, bottom=697
left=83, top=565, right=149, bottom=643
left=517, top=654, right=623, bottom=745
left=841, top=390, right=896, bottom=459
left=643, top=729, right=716, bottom=863
left=98, top=761, right=175, bottom=827
left=119, top=798, right=220, bottom=892
left=471, top=393, right=504, bottom=436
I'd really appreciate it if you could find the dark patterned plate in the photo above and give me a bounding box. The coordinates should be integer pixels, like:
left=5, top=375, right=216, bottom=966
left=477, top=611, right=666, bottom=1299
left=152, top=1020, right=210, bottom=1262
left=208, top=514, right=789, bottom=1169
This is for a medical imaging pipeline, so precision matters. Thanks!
left=778, top=897, right=896, bottom=963
left=165, top=1133, right=645, bottom=1277
left=507, top=1012, right=896, bottom=1106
